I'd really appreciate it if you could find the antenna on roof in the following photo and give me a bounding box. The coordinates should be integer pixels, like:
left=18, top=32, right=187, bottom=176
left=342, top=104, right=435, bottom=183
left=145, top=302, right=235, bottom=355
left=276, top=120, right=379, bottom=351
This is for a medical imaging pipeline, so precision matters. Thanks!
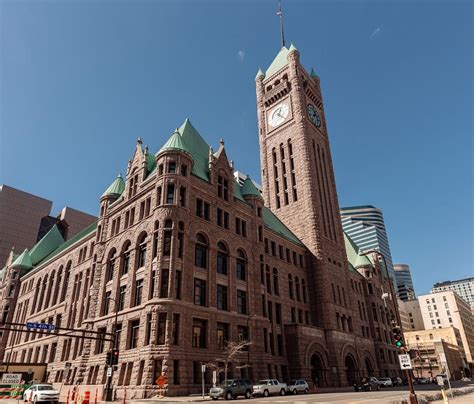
left=276, top=0, right=286, bottom=48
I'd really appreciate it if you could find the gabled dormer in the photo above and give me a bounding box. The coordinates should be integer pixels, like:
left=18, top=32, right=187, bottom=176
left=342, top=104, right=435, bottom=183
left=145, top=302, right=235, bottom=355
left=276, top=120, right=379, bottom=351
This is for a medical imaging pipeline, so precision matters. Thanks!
left=125, top=138, right=156, bottom=199
left=212, top=139, right=234, bottom=203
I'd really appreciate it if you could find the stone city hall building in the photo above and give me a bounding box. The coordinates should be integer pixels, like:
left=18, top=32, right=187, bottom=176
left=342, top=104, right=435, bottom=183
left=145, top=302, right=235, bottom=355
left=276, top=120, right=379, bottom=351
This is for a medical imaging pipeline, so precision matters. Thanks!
left=0, top=45, right=401, bottom=397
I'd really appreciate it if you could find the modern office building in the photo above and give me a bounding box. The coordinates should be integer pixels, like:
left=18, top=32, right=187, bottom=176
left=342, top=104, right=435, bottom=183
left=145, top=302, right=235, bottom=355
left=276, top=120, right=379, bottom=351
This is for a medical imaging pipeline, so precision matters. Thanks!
left=432, top=278, right=474, bottom=309
left=394, top=264, right=416, bottom=301
left=398, top=299, right=424, bottom=332
left=419, top=291, right=474, bottom=364
left=340, top=205, right=396, bottom=286
left=0, top=185, right=52, bottom=268
left=0, top=44, right=403, bottom=397
left=0, top=185, right=96, bottom=268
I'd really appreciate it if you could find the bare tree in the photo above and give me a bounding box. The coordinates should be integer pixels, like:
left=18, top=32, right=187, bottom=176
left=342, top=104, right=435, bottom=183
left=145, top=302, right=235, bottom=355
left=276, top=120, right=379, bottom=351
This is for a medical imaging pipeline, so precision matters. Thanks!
left=206, top=340, right=252, bottom=383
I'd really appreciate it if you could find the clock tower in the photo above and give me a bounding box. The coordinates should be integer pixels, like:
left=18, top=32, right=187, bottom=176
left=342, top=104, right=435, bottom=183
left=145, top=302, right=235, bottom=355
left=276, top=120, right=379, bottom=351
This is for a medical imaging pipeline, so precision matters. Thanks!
left=256, top=44, right=352, bottom=330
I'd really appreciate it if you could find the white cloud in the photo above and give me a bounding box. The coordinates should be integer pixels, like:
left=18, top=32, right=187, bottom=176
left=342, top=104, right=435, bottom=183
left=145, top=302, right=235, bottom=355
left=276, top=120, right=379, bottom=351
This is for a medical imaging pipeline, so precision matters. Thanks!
left=237, top=50, right=245, bottom=62
left=370, top=25, right=382, bottom=40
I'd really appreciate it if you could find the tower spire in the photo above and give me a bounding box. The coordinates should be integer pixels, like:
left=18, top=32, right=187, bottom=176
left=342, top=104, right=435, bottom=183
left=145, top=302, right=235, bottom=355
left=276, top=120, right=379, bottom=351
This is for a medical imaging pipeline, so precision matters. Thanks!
left=277, top=0, right=286, bottom=48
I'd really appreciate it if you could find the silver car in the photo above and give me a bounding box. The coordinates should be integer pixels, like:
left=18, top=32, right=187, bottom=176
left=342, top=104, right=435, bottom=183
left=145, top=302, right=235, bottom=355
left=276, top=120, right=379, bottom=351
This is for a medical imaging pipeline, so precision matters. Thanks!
left=287, top=379, right=310, bottom=395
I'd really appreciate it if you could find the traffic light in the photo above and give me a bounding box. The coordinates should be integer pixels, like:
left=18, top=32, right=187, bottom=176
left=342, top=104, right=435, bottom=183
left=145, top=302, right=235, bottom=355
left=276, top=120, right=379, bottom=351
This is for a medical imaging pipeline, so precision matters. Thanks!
left=393, top=325, right=404, bottom=348
left=105, top=351, right=112, bottom=365
left=111, top=349, right=119, bottom=365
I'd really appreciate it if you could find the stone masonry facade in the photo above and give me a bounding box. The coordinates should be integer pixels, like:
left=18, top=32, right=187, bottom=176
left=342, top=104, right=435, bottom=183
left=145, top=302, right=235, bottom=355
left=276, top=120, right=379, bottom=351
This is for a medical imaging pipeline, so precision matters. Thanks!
left=0, top=45, right=402, bottom=397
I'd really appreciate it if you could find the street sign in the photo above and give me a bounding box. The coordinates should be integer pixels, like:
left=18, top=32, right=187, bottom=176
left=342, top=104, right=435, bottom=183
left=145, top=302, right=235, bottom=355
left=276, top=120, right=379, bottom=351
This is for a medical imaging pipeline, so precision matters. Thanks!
left=65, top=362, right=72, bottom=368
left=398, top=354, right=412, bottom=370
left=201, top=364, right=206, bottom=373
left=26, top=322, right=55, bottom=331
left=106, top=367, right=112, bottom=377
left=212, top=370, right=217, bottom=385
left=436, top=376, right=445, bottom=386
left=156, top=375, right=167, bottom=387
left=439, top=353, right=447, bottom=365
left=1, top=373, right=22, bottom=384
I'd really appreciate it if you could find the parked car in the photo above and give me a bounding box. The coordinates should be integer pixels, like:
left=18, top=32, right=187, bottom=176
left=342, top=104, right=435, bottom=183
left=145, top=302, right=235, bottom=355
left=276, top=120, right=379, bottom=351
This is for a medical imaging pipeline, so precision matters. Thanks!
left=378, top=377, right=393, bottom=387
left=23, top=385, right=60, bottom=403
left=287, top=379, right=310, bottom=395
left=252, top=379, right=287, bottom=397
left=414, top=377, right=429, bottom=384
left=434, top=374, right=448, bottom=385
left=391, top=377, right=403, bottom=386
left=209, top=379, right=253, bottom=400
left=353, top=377, right=380, bottom=392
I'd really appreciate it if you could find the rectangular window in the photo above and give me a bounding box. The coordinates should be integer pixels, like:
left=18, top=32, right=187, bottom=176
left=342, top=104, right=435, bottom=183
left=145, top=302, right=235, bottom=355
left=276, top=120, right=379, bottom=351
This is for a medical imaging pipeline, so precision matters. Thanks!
left=173, top=360, right=180, bottom=385
left=104, top=291, right=111, bottom=315
left=163, top=230, right=172, bottom=256
left=129, top=319, right=140, bottom=349
left=172, top=313, right=180, bottom=345
left=217, top=285, right=228, bottom=311
left=275, top=303, right=282, bottom=324
left=224, top=212, right=229, bottom=229
left=217, top=208, right=223, bottom=227
left=236, top=218, right=241, bottom=235
left=237, top=290, right=247, bottom=314
left=194, top=279, right=207, bottom=306
left=217, top=322, right=229, bottom=349
left=181, top=164, right=187, bottom=176
left=179, top=187, right=186, bottom=207
left=160, top=268, right=169, bottom=298
left=144, top=313, right=152, bottom=346
left=134, top=279, right=143, bottom=307
left=177, top=232, right=184, bottom=258
left=166, top=184, right=175, bottom=204
left=157, top=313, right=167, bottom=345
left=263, top=328, right=268, bottom=353
left=175, top=271, right=182, bottom=299
left=237, top=325, right=249, bottom=344
left=118, top=285, right=126, bottom=311
left=196, top=198, right=203, bottom=217
left=192, top=318, right=207, bottom=348
left=203, top=202, right=210, bottom=220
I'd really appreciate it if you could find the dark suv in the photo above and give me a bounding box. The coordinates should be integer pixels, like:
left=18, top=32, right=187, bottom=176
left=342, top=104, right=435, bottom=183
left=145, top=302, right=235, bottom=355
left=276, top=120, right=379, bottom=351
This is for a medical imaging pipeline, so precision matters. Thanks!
left=353, top=377, right=380, bottom=392
left=209, top=379, right=253, bottom=400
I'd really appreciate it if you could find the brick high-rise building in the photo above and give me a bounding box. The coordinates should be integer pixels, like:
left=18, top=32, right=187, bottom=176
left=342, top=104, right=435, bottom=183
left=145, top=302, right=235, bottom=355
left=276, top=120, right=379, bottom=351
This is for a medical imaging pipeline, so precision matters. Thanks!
left=0, top=45, right=402, bottom=397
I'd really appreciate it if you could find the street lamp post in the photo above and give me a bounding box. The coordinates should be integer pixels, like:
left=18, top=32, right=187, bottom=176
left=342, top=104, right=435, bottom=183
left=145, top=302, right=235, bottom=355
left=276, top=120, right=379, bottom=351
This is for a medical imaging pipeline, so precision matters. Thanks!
left=105, top=297, right=119, bottom=402
left=361, top=249, right=418, bottom=404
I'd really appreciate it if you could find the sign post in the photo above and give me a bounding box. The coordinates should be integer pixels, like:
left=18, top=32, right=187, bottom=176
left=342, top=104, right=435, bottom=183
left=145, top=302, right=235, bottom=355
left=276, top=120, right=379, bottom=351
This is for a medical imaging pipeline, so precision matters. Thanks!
left=398, top=354, right=413, bottom=370
left=201, top=364, right=206, bottom=399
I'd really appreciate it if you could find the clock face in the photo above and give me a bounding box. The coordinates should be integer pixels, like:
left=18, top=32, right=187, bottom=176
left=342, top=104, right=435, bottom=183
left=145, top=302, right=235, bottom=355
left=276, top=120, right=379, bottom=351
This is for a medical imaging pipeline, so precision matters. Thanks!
left=268, top=102, right=290, bottom=128
left=307, top=103, right=322, bottom=128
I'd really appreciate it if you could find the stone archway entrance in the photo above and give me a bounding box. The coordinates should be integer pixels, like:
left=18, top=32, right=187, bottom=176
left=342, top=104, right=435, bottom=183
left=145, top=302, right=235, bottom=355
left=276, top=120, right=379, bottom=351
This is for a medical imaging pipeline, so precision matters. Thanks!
left=310, top=353, right=327, bottom=388
left=345, top=354, right=358, bottom=385
left=365, top=357, right=373, bottom=377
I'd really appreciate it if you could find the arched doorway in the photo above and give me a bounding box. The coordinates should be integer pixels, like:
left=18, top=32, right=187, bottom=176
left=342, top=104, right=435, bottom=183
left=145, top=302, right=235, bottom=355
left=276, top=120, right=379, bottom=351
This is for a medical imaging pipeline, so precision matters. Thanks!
left=310, top=353, right=327, bottom=388
left=345, top=354, right=357, bottom=385
left=365, top=357, right=373, bottom=377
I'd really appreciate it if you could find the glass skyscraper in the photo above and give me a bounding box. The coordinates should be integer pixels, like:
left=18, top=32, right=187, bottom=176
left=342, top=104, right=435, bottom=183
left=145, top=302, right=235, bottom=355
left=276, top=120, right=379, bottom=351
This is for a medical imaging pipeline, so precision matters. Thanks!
left=340, top=205, right=396, bottom=288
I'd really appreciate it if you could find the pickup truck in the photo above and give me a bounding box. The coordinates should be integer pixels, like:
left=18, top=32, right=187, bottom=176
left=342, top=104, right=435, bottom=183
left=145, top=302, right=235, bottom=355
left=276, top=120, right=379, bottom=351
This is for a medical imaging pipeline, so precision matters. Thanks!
left=252, top=379, right=287, bottom=397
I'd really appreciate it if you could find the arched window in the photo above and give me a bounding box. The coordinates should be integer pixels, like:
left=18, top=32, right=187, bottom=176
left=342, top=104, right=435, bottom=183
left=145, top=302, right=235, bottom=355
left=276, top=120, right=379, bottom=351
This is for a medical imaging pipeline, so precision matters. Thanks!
left=137, top=233, right=148, bottom=269
left=52, top=267, right=62, bottom=306
left=216, top=242, right=228, bottom=275
left=121, top=241, right=131, bottom=276
left=288, top=274, right=294, bottom=300
left=236, top=249, right=246, bottom=281
left=273, top=268, right=279, bottom=296
left=60, top=261, right=72, bottom=303
left=106, top=249, right=117, bottom=282
left=195, top=233, right=208, bottom=268
left=295, top=276, right=301, bottom=301
left=302, top=279, right=307, bottom=303
left=163, top=220, right=173, bottom=256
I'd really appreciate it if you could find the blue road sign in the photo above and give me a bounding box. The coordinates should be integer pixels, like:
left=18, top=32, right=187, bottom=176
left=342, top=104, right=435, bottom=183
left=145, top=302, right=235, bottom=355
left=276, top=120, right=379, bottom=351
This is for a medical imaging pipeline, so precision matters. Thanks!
left=26, top=322, right=55, bottom=331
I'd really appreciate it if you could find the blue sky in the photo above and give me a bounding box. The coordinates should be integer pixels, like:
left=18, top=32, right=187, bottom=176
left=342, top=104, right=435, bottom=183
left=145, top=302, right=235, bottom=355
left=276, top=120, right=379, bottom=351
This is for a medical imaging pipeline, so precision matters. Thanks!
left=0, top=0, right=472, bottom=294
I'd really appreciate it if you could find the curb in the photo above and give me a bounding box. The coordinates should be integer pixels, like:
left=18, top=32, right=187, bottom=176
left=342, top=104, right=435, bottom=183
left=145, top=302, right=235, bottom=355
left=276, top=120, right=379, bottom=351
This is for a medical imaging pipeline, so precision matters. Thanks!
left=388, top=386, right=474, bottom=404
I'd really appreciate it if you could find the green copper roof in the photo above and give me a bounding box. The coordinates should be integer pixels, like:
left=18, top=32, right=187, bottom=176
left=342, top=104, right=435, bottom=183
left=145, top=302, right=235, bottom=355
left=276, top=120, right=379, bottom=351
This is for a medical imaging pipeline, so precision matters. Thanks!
left=310, top=68, right=318, bottom=78
left=29, top=225, right=65, bottom=266
left=233, top=179, right=246, bottom=203
left=255, top=68, right=265, bottom=80
left=265, top=46, right=290, bottom=78
left=102, top=174, right=125, bottom=199
left=158, top=130, right=192, bottom=156
left=178, top=119, right=211, bottom=181
left=12, top=249, right=33, bottom=270
left=146, top=152, right=156, bottom=172
left=241, top=176, right=262, bottom=198
left=263, top=206, right=304, bottom=247
left=35, top=221, right=97, bottom=268
left=343, top=232, right=372, bottom=270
